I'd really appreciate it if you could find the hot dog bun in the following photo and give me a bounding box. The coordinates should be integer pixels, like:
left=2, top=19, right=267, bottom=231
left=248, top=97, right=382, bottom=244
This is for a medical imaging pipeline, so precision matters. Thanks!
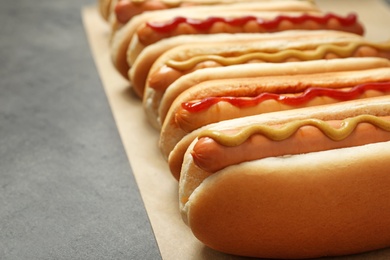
left=159, top=57, right=390, bottom=162
left=179, top=95, right=390, bottom=259
left=112, top=1, right=321, bottom=78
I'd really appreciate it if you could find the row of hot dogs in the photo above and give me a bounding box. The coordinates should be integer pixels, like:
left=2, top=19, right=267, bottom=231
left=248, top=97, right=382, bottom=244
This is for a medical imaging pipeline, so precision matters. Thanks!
left=97, top=0, right=390, bottom=258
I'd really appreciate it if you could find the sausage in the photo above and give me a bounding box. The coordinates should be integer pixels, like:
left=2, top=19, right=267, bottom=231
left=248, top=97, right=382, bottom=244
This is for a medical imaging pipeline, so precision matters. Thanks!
left=192, top=115, right=390, bottom=173
left=175, top=83, right=390, bottom=133
left=136, top=12, right=364, bottom=46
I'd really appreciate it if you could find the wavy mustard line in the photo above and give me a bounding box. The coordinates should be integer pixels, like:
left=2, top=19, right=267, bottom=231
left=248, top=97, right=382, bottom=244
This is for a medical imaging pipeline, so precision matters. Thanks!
left=166, top=41, right=390, bottom=71
left=198, top=115, right=390, bottom=147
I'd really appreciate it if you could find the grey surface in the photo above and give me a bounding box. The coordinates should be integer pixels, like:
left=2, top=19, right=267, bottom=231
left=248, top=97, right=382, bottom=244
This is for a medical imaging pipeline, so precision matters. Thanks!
left=0, top=0, right=161, bottom=259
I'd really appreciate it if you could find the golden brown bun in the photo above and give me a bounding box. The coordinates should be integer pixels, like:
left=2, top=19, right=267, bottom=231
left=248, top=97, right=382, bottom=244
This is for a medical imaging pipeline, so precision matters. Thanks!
left=179, top=96, right=390, bottom=258
left=159, top=57, right=390, bottom=161
left=111, top=1, right=320, bottom=79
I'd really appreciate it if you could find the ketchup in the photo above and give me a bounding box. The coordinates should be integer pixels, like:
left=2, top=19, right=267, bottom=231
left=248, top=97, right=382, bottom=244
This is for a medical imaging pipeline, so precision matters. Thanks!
left=146, top=13, right=358, bottom=33
left=181, top=82, right=390, bottom=113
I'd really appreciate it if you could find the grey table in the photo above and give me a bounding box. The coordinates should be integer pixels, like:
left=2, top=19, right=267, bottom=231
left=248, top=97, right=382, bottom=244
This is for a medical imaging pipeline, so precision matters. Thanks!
left=1, top=1, right=390, bottom=260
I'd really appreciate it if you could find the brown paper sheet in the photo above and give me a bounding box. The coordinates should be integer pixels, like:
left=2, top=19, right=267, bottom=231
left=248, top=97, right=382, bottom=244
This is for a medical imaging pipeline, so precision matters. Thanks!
left=82, top=1, right=390, bottom=259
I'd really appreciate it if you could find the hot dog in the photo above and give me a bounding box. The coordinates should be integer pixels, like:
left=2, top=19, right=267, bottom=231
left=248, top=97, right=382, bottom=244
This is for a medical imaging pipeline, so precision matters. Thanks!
left=146, top=35, right=390, bottom=95
left=133, top=30, right=361, bottom=99
left=138, top=30, right=369, bottom=99
left=143, top=33, right=390, bottom=127
left=179, top=95, right=390, bottom=259
left=158, top=57, right=390, bottom=162
left=111, top=1, right=322, bottom=78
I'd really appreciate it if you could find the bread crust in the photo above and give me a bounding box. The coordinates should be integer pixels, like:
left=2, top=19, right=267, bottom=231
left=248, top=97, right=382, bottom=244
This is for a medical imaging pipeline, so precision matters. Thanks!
left=179, top=96, right=390, bottom=258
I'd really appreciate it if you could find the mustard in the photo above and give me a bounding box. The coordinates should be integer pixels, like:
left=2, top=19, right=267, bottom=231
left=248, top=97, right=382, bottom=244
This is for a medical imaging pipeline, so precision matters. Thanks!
left=166, top=41, right=390, bottom=71
left=198, top=115, right=390, bottom=147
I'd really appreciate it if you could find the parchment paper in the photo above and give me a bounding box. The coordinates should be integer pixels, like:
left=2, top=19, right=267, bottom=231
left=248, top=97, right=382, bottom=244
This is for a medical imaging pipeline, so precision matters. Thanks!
left=82, top=1, right=390, bottom=259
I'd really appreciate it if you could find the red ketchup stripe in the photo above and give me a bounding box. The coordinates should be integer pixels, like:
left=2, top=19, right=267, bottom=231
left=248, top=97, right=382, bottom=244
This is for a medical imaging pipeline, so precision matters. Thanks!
left=146, top=13, right=358, bottom=33
left=181, top=82, right=390, bottom=113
